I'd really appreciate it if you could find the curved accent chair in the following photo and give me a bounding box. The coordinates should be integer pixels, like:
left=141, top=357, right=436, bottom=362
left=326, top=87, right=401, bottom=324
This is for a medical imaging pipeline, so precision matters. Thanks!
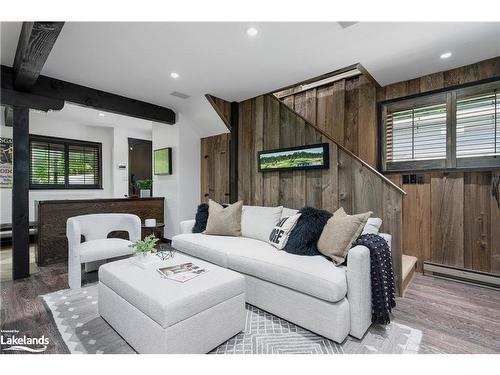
left=66, top=213, right=141, bottom=289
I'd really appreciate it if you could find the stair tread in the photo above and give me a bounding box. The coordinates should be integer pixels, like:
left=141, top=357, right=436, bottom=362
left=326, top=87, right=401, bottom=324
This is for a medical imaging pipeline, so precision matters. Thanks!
left=402, top=255, right=418, bottom=281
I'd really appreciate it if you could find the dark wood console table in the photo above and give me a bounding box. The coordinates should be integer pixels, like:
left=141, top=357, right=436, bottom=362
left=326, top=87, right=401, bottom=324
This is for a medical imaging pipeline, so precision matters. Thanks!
left=35, top=197, right=164, bottom=266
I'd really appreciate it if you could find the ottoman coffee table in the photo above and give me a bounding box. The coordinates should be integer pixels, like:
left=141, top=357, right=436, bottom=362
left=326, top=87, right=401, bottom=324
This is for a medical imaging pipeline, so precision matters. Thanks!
left=98, top=252, right=245, bottom=354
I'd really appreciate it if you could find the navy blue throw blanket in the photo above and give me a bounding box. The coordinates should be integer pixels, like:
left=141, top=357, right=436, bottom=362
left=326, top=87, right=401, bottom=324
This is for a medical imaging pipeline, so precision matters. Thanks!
left=352, top=234, right=396, bottom=325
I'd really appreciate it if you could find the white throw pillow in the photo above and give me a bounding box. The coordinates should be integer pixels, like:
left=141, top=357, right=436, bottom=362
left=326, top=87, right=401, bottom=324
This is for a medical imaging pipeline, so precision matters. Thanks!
left=281, top=207, right=299, bottom=219
left=241, top=205, right=283, bottom=242
left=268, top=213, right=302, bottom=249
left=362, top=217, right=383, bottom=235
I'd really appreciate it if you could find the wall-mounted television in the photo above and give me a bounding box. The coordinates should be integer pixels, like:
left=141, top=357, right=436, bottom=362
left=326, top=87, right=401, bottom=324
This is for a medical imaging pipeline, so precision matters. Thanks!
left=258, top=143, right=329, bottom=172
left=154, top=147, right=172, bottom=175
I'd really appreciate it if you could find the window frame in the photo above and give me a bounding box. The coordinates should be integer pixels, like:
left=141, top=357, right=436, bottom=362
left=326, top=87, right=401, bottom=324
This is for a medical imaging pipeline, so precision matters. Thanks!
left=380, top=79, right=500, bottom=173
left=29, top=134, right=103, bottom=190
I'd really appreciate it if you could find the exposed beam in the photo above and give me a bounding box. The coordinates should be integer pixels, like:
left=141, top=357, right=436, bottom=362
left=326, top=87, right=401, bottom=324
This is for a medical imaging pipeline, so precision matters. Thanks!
left=13, top=22, right=65, bottom=91
left=12, top=106, right=30, bottom=280
left=1, top=88, right=64, bottom=111
left=2, top=65, right=176, bottom=124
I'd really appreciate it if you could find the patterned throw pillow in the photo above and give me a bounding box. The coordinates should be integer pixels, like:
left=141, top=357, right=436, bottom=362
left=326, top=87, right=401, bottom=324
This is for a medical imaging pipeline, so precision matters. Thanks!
left=268, top=213, right=302, bottom=249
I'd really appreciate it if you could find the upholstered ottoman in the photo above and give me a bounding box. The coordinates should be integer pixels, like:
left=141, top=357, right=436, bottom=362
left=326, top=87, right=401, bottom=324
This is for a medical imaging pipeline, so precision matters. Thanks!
left=98, top=253, right=246, bottom=353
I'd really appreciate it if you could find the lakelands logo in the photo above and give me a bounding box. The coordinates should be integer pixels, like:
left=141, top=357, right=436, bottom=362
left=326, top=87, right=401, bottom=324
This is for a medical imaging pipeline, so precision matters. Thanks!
left=1, top=330, right=49, bottom=353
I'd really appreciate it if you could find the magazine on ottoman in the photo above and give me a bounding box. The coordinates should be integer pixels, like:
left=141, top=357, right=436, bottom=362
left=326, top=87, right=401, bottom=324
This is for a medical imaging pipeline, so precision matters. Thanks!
left=157, top=262, right=208, bottom=282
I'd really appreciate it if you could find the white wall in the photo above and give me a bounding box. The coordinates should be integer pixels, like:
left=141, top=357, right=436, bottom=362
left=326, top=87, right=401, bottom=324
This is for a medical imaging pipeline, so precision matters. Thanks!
left=153, top=114, right=200, bottom=239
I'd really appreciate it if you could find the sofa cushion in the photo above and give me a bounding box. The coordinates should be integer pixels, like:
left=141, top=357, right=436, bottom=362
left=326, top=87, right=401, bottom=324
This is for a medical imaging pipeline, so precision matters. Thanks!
left=172, top=233, right=347, bottom=302
left=241, top=205, right=283, bottom=242
left=79, top=238, right=133, bottom=263
left=268, top=213, right=301, bottom=250
left=192, top=203, right=209, bottom=233
left=205, top=200, right=243, bottom=236
left=227, top=243, right=347, bottom=303
left=172, top=233, right=255, bottom=267
left=281, top=207, right=299, bottom=219
left=283, top=206, right=332, bottom=256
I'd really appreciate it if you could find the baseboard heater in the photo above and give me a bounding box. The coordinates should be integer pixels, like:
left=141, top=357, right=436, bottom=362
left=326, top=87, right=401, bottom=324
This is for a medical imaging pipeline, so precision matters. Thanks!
left=423, top=262, right=500, bottom=289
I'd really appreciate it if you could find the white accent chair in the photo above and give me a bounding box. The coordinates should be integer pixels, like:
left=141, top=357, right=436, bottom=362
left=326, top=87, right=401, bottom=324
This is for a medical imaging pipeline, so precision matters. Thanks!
left=66, top=213, right=141, bottom=289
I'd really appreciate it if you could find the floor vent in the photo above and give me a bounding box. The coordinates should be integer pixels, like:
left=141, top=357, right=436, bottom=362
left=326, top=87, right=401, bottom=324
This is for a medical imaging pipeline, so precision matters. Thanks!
left=170, top=91, right=191, bottom=99
left=423, top=262, right=500, bottom=290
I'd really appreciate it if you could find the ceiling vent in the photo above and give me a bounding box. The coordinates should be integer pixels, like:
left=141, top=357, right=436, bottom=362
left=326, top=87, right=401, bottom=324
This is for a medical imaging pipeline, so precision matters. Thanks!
left=337, top=22, right=359, bottom=29
left=170, top=91, right=191, bottom=100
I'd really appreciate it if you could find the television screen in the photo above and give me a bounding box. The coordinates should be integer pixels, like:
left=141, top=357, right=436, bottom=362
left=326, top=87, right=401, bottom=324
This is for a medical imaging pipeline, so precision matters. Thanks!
left=154, top=147, right=172, bottom=175
left=258, top=143, right=329, bottom=172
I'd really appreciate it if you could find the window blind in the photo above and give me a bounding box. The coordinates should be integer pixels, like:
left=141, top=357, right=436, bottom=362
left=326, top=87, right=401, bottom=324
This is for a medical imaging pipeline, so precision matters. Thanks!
left=30, top=140, right=66, bottom=186
left=386, top=102, right=447, bottom=163
left=29, top=135, right=101, bottom=189
left=456, top=90, right=499, bottom=158
left=68, top=144, right=100, bottom=186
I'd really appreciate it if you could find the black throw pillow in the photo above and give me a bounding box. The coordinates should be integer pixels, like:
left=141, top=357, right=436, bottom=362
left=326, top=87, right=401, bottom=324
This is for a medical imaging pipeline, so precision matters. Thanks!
left=192, top=203, right=209, bottom=233
left=283, top=206, right=332, bottom=256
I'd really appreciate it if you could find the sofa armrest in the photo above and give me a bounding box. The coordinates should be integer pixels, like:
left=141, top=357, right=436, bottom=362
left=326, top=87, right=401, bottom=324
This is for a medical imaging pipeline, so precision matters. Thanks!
left=179, top=219, right=195, bottom=234
left=346, top=245, right=372, bottom=339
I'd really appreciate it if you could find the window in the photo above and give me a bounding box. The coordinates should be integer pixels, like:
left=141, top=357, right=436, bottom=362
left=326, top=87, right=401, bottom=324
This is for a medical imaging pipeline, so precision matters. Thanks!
left=30, top=135, right=102, bottom=189
left=381, top=80, right=500, bottom=171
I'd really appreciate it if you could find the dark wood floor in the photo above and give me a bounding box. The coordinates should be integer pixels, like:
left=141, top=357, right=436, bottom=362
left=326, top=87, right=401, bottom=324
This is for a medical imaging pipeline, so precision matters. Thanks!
left=1, top=262, right=499, bottom=354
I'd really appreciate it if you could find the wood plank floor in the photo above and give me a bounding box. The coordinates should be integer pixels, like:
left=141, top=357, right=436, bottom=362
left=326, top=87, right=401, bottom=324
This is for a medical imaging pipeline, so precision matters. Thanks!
left=1, top=262, right=499, bottom=354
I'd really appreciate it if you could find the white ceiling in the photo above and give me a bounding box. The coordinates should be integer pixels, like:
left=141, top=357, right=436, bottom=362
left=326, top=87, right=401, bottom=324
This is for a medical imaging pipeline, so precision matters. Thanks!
left=1, top=22, right=499, bottom=136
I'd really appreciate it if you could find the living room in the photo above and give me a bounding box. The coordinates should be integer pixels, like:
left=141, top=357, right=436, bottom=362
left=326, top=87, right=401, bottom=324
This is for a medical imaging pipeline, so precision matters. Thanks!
left=1, top=1, right=499, bottom=373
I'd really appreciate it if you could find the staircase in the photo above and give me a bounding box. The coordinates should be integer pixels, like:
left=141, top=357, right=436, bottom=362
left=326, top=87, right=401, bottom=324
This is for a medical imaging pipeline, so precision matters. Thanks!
left=401, top=255, right=418, bottom=295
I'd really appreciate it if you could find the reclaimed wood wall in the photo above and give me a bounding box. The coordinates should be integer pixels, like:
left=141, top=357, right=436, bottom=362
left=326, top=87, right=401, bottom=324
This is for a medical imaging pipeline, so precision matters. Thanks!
left=200, top=133, right=230, bottom=204
left=379, top=57, right=500, bottom=274
left=276, top=74, right=378, bottom=167
left=236, top=94, right=404, bottom=292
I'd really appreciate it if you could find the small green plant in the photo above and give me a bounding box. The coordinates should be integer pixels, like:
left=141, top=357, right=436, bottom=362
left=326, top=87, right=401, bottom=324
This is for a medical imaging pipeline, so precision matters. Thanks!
left=136, top=179, right=152, bottom=190
left=129, top=234, right=159, bottom=256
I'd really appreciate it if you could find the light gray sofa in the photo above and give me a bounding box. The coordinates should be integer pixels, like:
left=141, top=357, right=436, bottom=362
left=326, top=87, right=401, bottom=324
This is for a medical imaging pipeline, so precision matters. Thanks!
left=172, top=205, right=390, bottom=343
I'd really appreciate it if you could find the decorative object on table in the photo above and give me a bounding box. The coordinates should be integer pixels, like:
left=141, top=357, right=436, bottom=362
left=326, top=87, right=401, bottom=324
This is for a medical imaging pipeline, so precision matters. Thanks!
left=141, top=222, right=165, bottom=239
left=129, top=234, right=159, bottom=268
left=144, top=218, right=156, bottom=227
left=157, top=262, right=208, bottom=282
left=136, top=179, right=152, bottom=198
left=258, top=143, right=329, bottom=172
left=283, top=206, right=332, bottom=256
left=154, top=147, right=172, bottom=175
left=204, top=199, right=243, bottom=236
left=155, top=244, right=176, bottom=261
left=317, top=207, right=372, bottom=265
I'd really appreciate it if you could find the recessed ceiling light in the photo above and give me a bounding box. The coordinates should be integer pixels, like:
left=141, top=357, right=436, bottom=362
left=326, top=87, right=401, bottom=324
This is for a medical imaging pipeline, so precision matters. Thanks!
left=170, top=72, right=179, bottom=79
left=440, top=52, right=452, bottom=59
left=246, top=27, right=258, bottom=37
left=98, top=113, right=105, bottom=117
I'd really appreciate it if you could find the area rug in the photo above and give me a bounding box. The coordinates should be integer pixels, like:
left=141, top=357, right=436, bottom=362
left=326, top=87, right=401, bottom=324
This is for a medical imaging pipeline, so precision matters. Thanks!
left=42, top=284, right=422, bottom=354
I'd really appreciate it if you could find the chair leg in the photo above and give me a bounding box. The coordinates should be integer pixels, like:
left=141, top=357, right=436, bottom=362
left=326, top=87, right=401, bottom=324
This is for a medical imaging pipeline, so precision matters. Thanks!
left=68, top=257, right=82, bottom=289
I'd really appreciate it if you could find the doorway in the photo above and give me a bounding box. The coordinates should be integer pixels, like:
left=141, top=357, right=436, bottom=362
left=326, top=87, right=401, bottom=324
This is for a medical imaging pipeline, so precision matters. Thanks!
left=128, top=138, right=152, bottom=197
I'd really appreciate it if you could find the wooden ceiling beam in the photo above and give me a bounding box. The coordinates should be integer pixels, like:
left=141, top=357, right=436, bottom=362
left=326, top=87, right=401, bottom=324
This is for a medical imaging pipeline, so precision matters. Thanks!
left=1, top=65, right=176, bottom=124
left=13, top=22, right=65, bottom=91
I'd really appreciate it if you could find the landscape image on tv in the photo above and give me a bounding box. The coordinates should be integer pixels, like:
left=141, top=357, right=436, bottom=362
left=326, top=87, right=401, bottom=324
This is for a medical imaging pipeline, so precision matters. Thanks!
left=259, top=144, right=329, bottom=172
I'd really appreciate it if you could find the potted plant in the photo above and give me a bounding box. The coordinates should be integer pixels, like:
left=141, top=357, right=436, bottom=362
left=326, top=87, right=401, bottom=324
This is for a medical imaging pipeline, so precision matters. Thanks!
left=136, top=179, right=152, bottom=198
left=129, top=234, right=159, bottom=268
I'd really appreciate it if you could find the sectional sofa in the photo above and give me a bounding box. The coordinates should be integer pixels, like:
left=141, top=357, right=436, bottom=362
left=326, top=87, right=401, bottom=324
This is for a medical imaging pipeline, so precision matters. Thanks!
left=172, top=205, right=391, bottom=343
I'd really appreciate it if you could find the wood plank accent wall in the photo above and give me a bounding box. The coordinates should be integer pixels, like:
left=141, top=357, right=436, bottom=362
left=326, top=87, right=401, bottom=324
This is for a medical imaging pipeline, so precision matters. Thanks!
left=275, top=74, right=378, bottom=167
left=379, top=57, right=500, bottom=275
left=200, top=133, right=230, bottom=204
left=236, top=94, right=404, bottom=293
left=206, top=94, right=232, bottom=130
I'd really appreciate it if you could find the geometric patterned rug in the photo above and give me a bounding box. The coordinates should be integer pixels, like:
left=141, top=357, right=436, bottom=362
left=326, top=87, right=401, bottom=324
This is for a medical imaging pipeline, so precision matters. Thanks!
left=42, top=284, right=422, bottom=354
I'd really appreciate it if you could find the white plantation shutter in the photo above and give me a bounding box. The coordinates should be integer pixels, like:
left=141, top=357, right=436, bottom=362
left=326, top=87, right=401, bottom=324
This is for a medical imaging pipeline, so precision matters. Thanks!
left=456, top=90, right=499, bottom=158
left=386, top=102, right=447, bottom=163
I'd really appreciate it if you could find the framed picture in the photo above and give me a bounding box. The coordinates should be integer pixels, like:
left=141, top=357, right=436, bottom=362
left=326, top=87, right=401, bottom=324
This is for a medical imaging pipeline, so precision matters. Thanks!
left=154, top=147, right=172, bottom=175
left=0, top=137, right=13, bottom=188
left=258, top=143, right=329, bottom=172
